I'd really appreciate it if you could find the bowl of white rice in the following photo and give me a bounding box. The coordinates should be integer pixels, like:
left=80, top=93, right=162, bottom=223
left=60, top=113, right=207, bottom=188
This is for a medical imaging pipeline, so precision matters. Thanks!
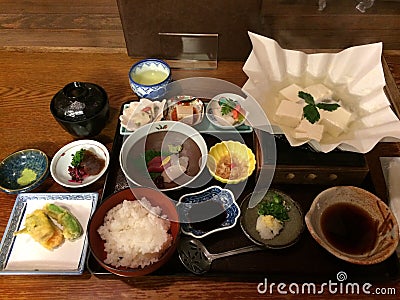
left=88, top=187, right=180, bottom=276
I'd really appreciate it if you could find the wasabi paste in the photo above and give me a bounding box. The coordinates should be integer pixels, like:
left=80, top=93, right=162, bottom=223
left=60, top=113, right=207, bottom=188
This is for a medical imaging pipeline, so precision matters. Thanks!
left=17, top=168, right=37, bottom=186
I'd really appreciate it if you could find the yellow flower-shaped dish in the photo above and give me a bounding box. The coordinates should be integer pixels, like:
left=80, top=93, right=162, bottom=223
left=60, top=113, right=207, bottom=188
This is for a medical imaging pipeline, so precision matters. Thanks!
left=207, top=141, right=256, bottom=184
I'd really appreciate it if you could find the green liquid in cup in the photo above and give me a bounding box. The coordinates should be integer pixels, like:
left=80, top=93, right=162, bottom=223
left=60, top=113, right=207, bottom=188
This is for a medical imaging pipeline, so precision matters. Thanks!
left=134, top=70, right=169, bottom=85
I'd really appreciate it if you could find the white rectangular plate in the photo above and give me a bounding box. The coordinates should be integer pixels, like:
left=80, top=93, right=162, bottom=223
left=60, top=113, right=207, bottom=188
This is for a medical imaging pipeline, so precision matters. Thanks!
left=0, top=193, right=98, bottom=275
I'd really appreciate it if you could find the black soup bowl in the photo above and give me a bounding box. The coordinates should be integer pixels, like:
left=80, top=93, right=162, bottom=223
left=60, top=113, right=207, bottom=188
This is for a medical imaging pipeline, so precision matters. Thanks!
left=50, top=81, right=110, bottom=137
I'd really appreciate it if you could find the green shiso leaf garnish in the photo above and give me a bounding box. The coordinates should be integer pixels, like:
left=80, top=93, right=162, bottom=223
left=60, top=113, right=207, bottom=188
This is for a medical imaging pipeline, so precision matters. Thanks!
left=71, top=148, right=85, bottom=167
left=219, top=97, right=237, bottom=116
left=298, top=91, right=340, bottom=124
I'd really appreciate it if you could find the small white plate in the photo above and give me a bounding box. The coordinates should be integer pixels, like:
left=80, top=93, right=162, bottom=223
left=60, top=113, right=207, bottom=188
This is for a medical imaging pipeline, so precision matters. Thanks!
left=50, top=140, right=109, bottom=188
left=206, top=93, right=248, bottom=129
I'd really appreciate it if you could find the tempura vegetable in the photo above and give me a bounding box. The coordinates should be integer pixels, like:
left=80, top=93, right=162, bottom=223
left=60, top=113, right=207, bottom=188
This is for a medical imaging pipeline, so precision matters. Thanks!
left=43, top=203, right=83, bottom=240
left=14, top=209, right=65, bottom=250
left=14, top=203, right=83, bottom=251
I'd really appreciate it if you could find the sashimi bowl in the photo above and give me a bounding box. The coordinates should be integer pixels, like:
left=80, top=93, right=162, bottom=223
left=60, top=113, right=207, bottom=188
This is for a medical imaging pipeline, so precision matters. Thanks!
left=120, top=121, right=208, bottom=191
left=88, top=187, right=180, bottom=277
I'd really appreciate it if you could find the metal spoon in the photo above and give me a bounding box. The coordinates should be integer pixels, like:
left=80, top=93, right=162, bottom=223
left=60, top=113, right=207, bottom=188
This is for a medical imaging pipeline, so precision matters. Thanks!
left=177, top=237, right=264, bottom=275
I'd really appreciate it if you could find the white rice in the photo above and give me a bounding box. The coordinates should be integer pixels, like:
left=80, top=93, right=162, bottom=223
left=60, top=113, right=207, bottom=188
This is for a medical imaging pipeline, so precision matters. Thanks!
left=97, top=198, right=172, bottom=269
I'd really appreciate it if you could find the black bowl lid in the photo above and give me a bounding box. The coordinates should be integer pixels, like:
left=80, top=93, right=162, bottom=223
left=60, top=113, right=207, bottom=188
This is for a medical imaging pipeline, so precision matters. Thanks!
left=50, top=82, right=108, bottom=121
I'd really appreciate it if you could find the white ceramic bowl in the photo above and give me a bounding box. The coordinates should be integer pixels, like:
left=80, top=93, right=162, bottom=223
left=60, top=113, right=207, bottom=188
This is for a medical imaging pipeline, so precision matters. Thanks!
left=206, top=93, right=248, bottom=129
left=120, top=121, right=208, bottom=191
left=50, top=140, right=109, bottom=188
left=129, top=59, right=171, bottom=100
left=164, top=96, right=205, bottom=126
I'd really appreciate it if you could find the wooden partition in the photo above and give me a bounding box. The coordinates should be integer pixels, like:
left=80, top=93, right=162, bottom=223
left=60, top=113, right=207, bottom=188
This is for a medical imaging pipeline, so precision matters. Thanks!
left=1, top=0, right=398, bottom=55
left=116, top=0, right=263, bottom=60
left=117, top=0, right=400, bottom=60
left=260, top=1, right=400, bottom=51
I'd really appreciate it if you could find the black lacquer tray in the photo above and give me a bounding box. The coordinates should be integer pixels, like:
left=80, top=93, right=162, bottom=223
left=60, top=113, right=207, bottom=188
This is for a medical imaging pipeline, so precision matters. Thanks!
left=86, top=102, right=400, bottom=283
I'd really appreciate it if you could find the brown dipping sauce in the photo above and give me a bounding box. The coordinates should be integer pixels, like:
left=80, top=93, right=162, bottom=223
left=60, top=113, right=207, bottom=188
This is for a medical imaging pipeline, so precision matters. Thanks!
left=320, top=203, right=377, bottom=255
left=187, top=200, right=227, bottom=232
left=81, top=150, right=105, bottom=175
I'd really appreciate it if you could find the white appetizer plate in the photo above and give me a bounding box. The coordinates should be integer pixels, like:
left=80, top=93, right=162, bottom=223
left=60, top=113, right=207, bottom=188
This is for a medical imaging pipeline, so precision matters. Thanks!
left=50, top=140, right=109, bottom=188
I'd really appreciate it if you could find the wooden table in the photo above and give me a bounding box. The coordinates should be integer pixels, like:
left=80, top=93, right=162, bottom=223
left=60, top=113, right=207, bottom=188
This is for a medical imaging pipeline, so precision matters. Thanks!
left=1, top=50, right=400, bottom=299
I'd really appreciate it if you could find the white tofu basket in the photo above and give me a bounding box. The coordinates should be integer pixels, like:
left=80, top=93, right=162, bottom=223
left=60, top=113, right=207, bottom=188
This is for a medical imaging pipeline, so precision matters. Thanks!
left=242, top=32, right=400, bottom=153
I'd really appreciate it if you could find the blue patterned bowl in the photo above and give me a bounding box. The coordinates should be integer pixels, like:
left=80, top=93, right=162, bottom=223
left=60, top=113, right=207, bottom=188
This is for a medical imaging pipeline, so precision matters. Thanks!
left=0, top=149, right=49, bottom=194
left=129, top=59, right=171, bottom=100
left=177, top=186, right=240, bottom=238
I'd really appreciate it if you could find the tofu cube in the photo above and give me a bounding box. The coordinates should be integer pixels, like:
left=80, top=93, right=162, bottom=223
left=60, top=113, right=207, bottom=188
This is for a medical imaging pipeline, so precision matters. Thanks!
left=294, top=119, right=324, bottom=142
left=279, top=84, right=304, bottom=102
left=320, top=107, right=352, bottom=137
left=176, top=105, right=193, bottom=124
left=274, top=100, right=303, bottom=128
left=304, top=84, right=333, bottom=102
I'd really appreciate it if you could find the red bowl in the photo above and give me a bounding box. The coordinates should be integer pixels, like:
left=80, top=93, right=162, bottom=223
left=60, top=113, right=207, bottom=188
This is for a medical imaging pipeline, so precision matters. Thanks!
left=88, top=187, right=180, bottom=276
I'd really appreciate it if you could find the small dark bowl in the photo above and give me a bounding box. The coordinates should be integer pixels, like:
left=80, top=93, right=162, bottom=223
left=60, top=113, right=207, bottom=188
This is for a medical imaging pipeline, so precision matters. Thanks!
left=0, top=149, right=49, bottom=194
left=240, top=189, right=305, bottom=249
left=50, top=82, right=109, bottom=137
left=88, top=187, right=180, bottom=277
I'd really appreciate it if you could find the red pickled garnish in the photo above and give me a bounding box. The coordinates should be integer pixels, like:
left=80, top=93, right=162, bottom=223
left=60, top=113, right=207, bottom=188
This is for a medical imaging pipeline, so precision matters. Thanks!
left=68, top=165, right=88, bottom=183
left=141, top=106, right=152, bottom=112
left=232, top=109, right=239, bottom=119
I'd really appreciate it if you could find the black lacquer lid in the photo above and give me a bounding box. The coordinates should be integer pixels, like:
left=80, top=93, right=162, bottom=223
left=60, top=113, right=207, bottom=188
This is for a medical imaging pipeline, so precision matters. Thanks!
left=51, top=82, right=108, bottom=122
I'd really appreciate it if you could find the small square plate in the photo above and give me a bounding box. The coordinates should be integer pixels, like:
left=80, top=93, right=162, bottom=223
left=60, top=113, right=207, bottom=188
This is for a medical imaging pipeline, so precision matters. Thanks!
left=0, top=193, right=98, bottom=275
